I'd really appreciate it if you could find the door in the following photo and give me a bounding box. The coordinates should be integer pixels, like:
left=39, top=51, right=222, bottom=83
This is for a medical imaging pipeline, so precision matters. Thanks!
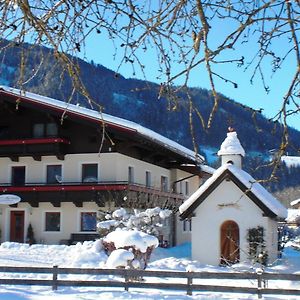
left=220, top=220, right=240, bottom=265
left=10, top=211, right=25, bottom=242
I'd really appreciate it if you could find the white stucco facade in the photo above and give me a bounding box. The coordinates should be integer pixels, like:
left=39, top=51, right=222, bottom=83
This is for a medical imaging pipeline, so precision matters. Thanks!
left=0, top=152, right=201, bottom=245
left=191, top=180, right=279, bottom=265
left=180, top=130, right=286, bottom=266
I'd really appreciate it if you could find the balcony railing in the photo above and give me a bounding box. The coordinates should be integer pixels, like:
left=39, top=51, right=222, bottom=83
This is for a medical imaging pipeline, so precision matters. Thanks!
left=0, top=137, right=70, bottom=159
left=0, top=181, right=184, bottom=203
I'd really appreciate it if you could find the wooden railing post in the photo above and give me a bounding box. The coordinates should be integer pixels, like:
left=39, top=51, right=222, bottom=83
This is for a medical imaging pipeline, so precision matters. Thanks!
left=52, top=265, right=58, bottom=291
left=124, top=270, right=129, bottom=292
left=186, top=272, right=193, bottom=296
left=256, top=268, right=263, bottom=299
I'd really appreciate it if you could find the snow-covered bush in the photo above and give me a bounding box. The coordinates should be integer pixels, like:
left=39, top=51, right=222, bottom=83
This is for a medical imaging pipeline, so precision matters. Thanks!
left=106, top=249, right=134, bottom=268
left=103, top=229, right=159, bottom=269
left=97, top=207, right=172, bottom=240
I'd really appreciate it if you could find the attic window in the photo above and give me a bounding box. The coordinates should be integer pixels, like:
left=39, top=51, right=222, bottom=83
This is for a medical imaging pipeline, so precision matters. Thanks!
left=33, top=122, right=58, bottom=138
left=227, top=160, right=234, bottom=165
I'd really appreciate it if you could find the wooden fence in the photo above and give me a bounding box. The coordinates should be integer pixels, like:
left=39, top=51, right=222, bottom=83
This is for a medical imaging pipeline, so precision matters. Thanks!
left=0, top=266, right=299, bottom=298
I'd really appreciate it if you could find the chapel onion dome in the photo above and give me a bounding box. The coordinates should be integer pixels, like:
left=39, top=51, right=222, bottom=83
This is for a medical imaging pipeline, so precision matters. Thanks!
left=217, top=127, right=245, bottom=157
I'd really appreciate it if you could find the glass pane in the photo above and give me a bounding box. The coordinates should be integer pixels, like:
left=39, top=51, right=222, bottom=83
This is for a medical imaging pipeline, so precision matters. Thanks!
left=46, top=123, right=58, bottom=137
left=82, top=164, right=98, bottom=182
left=128, top=166, right=134, bottom=183
left=33, top=123, right=44, bottom=138
left=11, top=166, right=25, bottom=186
left=161, top=176, right=168, bottom=192
left=81, top=212, right=96, bottom=231
left=45, top=212, right=60, bottom=231
left=47, top=165, right=62, bottom=184
left=146, top=171, right=151, bottom=187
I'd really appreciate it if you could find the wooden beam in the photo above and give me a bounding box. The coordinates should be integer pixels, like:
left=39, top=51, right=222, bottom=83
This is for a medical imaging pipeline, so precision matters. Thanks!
left=73, top=201, right=83, bottom=207
left=28, top=201, right=39, bottom=208
left=9, top=156, right=19, bottom=162
left=51, top=201, right=61, bottom=207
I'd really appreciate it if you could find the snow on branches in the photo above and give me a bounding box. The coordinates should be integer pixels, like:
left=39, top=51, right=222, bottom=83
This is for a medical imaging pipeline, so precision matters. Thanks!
left=98, top=207, right=171, bottom=269
left=97, top=207, right=172, bottom=238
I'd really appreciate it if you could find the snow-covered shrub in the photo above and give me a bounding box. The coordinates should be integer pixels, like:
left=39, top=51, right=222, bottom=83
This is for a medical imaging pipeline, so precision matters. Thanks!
left=97, top=207, right=172, bottom=241
left=103, top=229, right=159, bottom=269
left=106, top=249, right=134, bottom=268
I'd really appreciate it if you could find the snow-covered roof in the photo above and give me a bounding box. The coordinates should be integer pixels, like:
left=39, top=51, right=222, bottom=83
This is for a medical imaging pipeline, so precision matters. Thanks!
left=291, top=199, right=300, bottom=207
left=217, top=131, right=245, bottom=157
left=0, top=86, right=206, bottom=165
left=281, top=155, right=300, bottom=168
left=179, top=163, right=287, bottom=220
left=286, top=209, right=300, bottom=223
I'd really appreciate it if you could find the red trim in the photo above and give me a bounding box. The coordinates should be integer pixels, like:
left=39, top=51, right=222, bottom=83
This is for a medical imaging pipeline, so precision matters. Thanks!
left=0, top=184, right=128, bottom=193
left=0, top=137, right=70, bottom=146
left=0, top=90, right=136, bottom=134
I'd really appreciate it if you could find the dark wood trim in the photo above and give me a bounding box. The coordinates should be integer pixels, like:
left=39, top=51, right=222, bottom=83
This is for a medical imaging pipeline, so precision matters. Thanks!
left=0, top=137, right=70, bottom=146
left=73, top=201, right=83, bottom=207
left=180, top=169, right=277, bottom=219
left=9, top=156, right=19, bottom=162
left=0, top=184, right=128, bottom=193
left=28, top=201, right=39, bottom=208
left=51, top=201, right=61, bottom=207
left=0, top=90, right=136, bottom=135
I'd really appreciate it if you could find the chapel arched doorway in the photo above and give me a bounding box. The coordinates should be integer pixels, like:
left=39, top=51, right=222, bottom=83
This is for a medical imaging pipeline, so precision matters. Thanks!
left=220, top=220, right=240, bottom=265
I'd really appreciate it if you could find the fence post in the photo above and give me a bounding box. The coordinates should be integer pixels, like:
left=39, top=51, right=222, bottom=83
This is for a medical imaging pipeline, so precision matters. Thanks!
left=186, top=272, right=193, bottom=296
left=256, top=268, right=263, bottom=299
left=124, top=270, right=129, bottom=292
left=52, top=265, right=58, bottom=291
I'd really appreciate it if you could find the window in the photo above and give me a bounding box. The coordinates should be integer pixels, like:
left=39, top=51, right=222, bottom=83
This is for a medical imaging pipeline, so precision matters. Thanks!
left=47, top=165, right=62, bottom=184
left=179, top=181, right=183, bottom=194
left=146, top=171, right=151, bottom=187
left=183, top=219, right=192, bottom=232
left=33, top=123, right=58, bottom=138
left=128, top=166, right=134, bottom=184
left=81, top=212, right=97, bottom=231
left=33, top=123, right=44, bottom=138
left=185, top=181, right=189, bottom=196
left=82, top=164, right=98, bottom=182
left=46, top=123, right=58, bottom=137
left=161, top=176, right=168, bottom=192
left=45, top=212, right=61, bottom=231
left=11, top=166, right=25, bottom=186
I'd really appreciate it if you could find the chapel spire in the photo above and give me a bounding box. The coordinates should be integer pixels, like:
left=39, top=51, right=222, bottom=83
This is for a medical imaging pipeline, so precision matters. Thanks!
left=217, top=128, right=245, bottom=168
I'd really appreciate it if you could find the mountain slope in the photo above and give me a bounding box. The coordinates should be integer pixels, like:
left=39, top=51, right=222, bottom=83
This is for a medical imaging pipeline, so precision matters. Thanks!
left=0, top=40, right=299, bottom=194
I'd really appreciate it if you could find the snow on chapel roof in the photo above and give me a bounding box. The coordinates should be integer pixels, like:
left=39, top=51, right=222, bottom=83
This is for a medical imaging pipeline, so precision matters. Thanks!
left=179, top=163, right=287, bottom=220
left=0, top=86, right=209, bottom=167
left=217, top=130, right=245, bottom=157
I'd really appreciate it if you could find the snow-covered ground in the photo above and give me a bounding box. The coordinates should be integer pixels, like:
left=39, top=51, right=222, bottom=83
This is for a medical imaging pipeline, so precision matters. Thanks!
left=0, top=241, right=299, bottom=299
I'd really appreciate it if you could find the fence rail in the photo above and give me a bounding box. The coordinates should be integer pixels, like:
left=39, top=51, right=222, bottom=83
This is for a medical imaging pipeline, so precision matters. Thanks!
left=0, top=266, right=299, bottom=298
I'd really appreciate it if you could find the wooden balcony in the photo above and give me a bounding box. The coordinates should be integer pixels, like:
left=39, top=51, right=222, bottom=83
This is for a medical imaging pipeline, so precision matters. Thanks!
left=0, top=181, right=185, bottom=209
left=0, top=137, right=70, bottom=161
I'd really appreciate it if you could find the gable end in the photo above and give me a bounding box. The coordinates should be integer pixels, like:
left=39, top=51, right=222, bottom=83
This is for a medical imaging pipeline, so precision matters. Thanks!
left=180, top=169, right=277, bottom=220
left=180, top=169, right=230, bottom=219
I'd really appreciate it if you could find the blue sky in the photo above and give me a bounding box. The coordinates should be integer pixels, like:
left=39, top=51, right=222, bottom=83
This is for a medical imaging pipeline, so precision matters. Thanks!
left=79, top=22, right=299, bottom=131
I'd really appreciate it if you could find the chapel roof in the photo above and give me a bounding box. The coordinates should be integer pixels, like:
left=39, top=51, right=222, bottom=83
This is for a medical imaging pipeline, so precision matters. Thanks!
left=179, top=163, right=288, bottom=220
